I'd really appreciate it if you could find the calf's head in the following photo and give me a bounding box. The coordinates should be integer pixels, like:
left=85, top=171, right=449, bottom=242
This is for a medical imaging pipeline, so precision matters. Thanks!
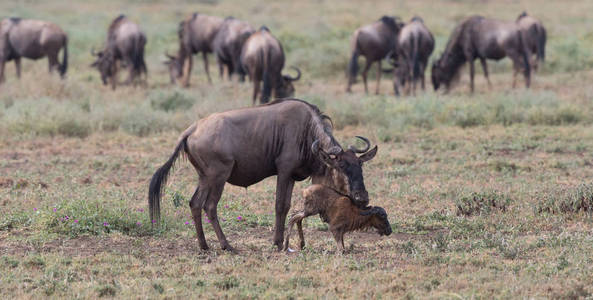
left=312, top=136, right=377, bottom=208
left=360, top=206, right=392, bottom=236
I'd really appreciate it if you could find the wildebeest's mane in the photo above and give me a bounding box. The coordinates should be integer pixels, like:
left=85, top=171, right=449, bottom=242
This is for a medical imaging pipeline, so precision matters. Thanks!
left=259, top=25, right=270, bottom=32
left=9, top=17, right=21, bottom=24
left=108, top=14, right=126, bottom=37
left=517, top=11, right=528, bottom=21
left=437, top=16, right=479, bottom=87
left=411, top=16, right=424, bottom=23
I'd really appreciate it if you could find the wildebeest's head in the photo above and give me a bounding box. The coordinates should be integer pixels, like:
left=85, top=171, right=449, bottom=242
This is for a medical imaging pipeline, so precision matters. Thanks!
left=164, top=51, right=183, bottom=84
left=312, top=136, right=377, bottom=208
left=275, top=66, right=301, bottom=98
left=360, top=206, right=392, bottom=236
left=90, top=48, right=115, bottom=85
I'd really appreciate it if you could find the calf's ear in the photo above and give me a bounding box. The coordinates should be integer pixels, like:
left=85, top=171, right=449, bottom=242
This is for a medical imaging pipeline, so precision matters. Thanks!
left=359, top=146, right=378, bottom=163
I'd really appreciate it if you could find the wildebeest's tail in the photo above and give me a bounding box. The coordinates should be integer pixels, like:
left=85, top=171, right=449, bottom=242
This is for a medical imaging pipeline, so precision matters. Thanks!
left=518, top=32, right=531, bottom=88
left=536, top=25, right=546, bottom=62
left=411, top=33, right=420, bottom=81
left=148, top=123, right=196, bottom=223
left=59, top=36, right=68, bottom=78
left=347, top=32, right=360, bottom=84
left=132, top=34, right=148, bottom=79
left=261, top=49, right=272, bottom=104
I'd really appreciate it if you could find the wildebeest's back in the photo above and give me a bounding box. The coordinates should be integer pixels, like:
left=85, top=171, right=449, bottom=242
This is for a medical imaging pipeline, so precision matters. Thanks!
left=241, top=30, right=284, bottom=79
left=472, top=18, right=521, bottom=60
left=186, top=100, right=319, bottom=187
left=354, top=22, right=394, bottom=60
left=186, top=14, right=224, bottom=52
left=5, top=19, right=65, bottom=59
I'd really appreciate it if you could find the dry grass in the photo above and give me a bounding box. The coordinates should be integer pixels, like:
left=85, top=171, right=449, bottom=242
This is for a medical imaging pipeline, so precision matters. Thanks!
left=2, top=0, right=593, bottom=298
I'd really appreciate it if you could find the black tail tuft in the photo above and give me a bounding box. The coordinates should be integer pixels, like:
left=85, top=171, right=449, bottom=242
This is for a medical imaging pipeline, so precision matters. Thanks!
left=59, top=36, right=68, bottom=78
left=148, top=133, right=189, bottom=223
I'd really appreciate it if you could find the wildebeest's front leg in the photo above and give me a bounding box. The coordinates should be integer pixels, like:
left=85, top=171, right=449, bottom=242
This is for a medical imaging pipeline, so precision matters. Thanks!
left=375, top=60, right=382, bottom=95
left=479, top=58, right=492, bottom=89
left=331, top=229, right=346, bottom=254
left=182, top=55, right=193, bottom=88
left=0, top=59, right=5, bottom=83
left=274, top=174, right=295, bottom=250
left=252, top=79, right=260, bottom=106
left=110, top=61, right=118, bottom=90
left=15, top=57, right=21, bottom=78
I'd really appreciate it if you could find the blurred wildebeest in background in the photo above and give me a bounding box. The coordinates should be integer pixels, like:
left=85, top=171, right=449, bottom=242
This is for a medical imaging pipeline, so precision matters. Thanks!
left=165, top=13, right=224, bottom=87
left=390, top=16, right=434, bottom=96
left=212, top=17, right=254, bottom=82
left=431, top=16, right=531, bottom=93
left=148, top=99, right=377, bottom=251
left=91, top=15, right=147, bottom=90
left=240, top=26, right=301, bottom=105
left=0, top=17, right=68, bottom=84
left=346, top=16, right=404, bottom=94
left=517, top=12, right=546, bottom=71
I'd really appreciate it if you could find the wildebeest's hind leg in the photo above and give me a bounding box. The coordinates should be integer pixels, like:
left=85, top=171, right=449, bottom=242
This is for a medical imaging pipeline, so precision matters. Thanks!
left=479, top=58, right=492, bottom=89
left=204, top=180, right=235, bottom=252
left=469, top=59, right=476, bottom=93
left=273, top=174, right=296, bottom=250
left=15, top=58, right=21, bottom=78
left=0, top=60, right=5, bottom=83
left=252, top=79, right=261, bottom=106
left=189, top=185, right=209, bottom=250
left=202, top=52, right=212, bottom=84
left=361, top=59, right=372, bottom=94
left=331, top=229, right=346, bottom=254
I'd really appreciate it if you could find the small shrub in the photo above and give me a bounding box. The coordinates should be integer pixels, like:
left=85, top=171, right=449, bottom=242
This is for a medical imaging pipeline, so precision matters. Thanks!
left=57, top=118, right=91, bottom=138
left=456, top=191, right=511, bottom=216
left=96, top=284, right=117, bottom=297
left=150, top=91, right=194, bottom=112
left=214, top=276, right=239, bottom=290
left=537, top=183, right=593, bottom=214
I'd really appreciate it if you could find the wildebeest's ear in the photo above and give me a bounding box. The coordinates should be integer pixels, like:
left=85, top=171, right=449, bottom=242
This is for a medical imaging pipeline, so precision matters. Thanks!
left=359, top=145, right=378, bottom=163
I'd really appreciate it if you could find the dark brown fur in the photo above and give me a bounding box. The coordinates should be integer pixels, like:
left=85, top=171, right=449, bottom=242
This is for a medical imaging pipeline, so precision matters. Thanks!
left=148, top=99, right=377, bottom=251
left=391, top=17, right=434, bottom=96
left=91, top=15, right=147, bottom=90
left=240, top=26, right=301, bottom=105
left=431, top=15, right=531, bottom=93
left=212, top=17, right=254, bottom=81
left=165, top=13, right=224, bottom=86
left=516, top=12, right=546, bottom=70
left=0, top=18, right=68, bottom=83
left=346, top=16, right=404, bottom=94
left=284, top=185, right=391, bottom=253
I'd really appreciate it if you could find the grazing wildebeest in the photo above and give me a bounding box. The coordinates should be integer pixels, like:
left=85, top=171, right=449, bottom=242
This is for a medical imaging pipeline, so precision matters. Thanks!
left=391, top=16, right=434, bottom=96
left=431, top=16, right=531, bottom=93
left=91, top=15, right=147, bottom=90
left=164, top=13, right=224, bottom=86
left=148, top=99, right=377, bottom=252
left=0, top=17, right=68, bottom=84
left=240, top=26, right=301, bottom=105
left=517, top=12, right=546, bottom=71
left=346, top=16, right=404, bottom=94
left=212, top=17, right=254, bottom=81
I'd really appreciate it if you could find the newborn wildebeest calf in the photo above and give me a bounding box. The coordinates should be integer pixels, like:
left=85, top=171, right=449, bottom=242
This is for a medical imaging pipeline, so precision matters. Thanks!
left=284, top=184, right=392, bottom=253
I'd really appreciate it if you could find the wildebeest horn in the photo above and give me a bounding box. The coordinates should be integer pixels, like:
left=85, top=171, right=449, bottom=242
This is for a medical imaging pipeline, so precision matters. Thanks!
left=349, top=136, right=371, bottom=153
left=284, top=66, right=301, bottom=81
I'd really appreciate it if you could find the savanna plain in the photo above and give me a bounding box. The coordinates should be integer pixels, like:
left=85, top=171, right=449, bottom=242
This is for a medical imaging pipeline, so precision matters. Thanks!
left=2, top=0, right=593, bottom=298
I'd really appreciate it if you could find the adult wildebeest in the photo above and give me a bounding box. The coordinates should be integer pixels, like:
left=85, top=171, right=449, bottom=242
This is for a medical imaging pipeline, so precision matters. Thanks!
left=517, top=12, right=546, bottom=71
left=390, top=16, right=434, bottom=96
left=431, top=16, right=531, bottom=93
left=0, top=17, right=68, bottom=84
left=148, top=99, right=377, bottom=252
left=164, top=13, right=224, bottom=87
left=346, top=16, right=404, bottom=94
left=212, top=17, right=254, bottom=81
left=91, top=15, right=147, bottom=90
left=240, top=26, right=301, bottom=105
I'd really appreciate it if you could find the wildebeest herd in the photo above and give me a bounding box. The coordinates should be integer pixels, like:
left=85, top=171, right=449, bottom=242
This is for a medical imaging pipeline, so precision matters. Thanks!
left=1, top=11, right=547, bottom=253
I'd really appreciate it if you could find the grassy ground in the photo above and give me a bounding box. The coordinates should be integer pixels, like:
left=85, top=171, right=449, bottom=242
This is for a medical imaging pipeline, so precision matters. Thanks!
left=2, top=0, right=593, bottom=298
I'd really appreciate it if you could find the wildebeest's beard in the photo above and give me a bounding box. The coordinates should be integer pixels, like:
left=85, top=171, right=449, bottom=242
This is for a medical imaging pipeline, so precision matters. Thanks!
left=313, top=136, right=378, bottom=208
